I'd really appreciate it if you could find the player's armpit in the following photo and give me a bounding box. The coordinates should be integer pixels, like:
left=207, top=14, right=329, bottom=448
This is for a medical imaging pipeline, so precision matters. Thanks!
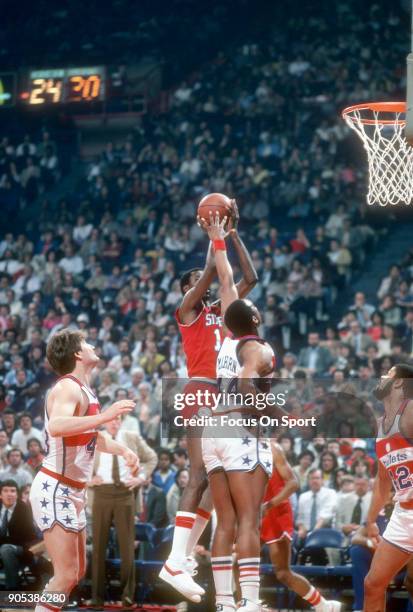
left=179, top=244, right=216, bottom=319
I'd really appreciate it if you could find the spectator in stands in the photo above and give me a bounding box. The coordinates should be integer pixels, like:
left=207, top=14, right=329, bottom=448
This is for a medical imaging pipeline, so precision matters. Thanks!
left=335, top=476, right=371, bottom=545
left=319, top=451, right=339, bottom=489
left=346, top=321, right=375, bottom=358
left=0, top=479, right=38, bottom=589
left=10, top=413, right=43, bottom=454
left=349, top=292, right=376, bottom=328
left=173, top=448, right=189, bottom=470
left=152, top=449, right=176, bottom=495
left=25, top=439, right=44, bottom=476
left=297, top=332, right=333, bottom=375
left=0, top=430, right=11, bottom=468
left=166, top=468, right=189, bottom=523
left=296, top=468, right=337, bottom=541
left=0, top=449, right=33, bottom=488
left=140, top=479, right=168, bottom=528
left=1, top=408, right=16, bottom=439
left=292, top=450, right=315, bottom=493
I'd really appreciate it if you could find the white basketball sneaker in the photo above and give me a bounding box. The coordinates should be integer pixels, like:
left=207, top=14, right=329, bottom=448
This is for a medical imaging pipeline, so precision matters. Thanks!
left=318, top=601, right=342, bottom=612
left=159, top=561, right=205, bottom=603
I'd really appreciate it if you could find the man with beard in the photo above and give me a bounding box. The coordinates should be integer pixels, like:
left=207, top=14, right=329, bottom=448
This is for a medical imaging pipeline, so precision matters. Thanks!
left=364, top=364, right=413, bottom=612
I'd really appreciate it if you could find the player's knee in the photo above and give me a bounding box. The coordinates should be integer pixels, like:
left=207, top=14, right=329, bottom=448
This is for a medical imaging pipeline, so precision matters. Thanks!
left=364, top=572, right=384, bottom=595
left=216, top=519, right=236, bottom=540
left=275, top=568, right=292, bottom=586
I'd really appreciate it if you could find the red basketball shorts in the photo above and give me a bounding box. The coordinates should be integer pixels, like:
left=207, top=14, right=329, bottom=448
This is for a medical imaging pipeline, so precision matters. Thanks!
left=181, top=379, right=218, bottom=419
left=261, top=502, right=294, bottom=544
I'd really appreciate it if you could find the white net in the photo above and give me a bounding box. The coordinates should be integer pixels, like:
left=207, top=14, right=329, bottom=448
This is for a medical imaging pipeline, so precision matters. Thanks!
left=342, top=104, right=413, bottom=206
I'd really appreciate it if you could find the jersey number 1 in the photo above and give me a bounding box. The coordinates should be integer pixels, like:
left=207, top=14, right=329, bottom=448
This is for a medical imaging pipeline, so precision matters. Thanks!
left=214, top=329, right=221, bottom=352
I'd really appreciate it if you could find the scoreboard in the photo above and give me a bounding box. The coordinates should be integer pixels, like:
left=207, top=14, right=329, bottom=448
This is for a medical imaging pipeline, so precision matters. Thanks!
left=0, top=66, right=105, bottom=107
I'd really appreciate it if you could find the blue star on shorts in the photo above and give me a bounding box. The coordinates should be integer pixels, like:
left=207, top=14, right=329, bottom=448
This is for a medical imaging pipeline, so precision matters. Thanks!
left=61, top=499, right=70, bottom=509
left=41, top=481, right=50, bottom=491
left=242, top=437, right=251, bottom=446
left=60, top=487, right=70, bottom=497
left=265, top=461, right=272, bottom=470
left=41, top=516, right=49, bottom=525
left=242, top=455, right=252, bottom=466
left=40, top=498, right=49, bottom=508
left=261, top=441, right=269, bottom=450
left=64, top=515, right=73, bottom=525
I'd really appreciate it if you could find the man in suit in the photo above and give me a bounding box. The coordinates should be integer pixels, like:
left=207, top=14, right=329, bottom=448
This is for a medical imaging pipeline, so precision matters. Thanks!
left=346, top=321, right=375, bottom=358
left=297, top=332, right=333, bottom=375
left=0, top=479, right=38, bottom=589
left=89, top=415, right=157, bottom=609
left=335, top=476, right=372, bottom=545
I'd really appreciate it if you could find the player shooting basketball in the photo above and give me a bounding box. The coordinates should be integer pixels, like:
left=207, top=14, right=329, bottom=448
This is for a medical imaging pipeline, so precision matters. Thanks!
left=200, top=212, right=275, bottom=612
left=160, top=199, right=258, bottom=602
left=29, top=330, right=139, bottom=612
left=364, top=364, right=413, bottom=612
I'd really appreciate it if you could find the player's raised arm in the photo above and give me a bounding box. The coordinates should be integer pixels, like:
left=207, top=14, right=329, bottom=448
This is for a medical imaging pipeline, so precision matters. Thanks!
left=262, top=442, right=299, bottom=514
left=48, top=378, right=135, bottom=437
left=201, top=212, right=238, bottom=314
left=227, top=200, right=258, bottom=298
left=178, top=241, right=216, bottom=321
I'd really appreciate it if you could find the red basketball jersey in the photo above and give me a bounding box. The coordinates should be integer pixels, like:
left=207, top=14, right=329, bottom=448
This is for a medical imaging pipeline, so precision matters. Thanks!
left=263, top=466, right=291, bottom=511
left=176, top=303, right=223, bottom=379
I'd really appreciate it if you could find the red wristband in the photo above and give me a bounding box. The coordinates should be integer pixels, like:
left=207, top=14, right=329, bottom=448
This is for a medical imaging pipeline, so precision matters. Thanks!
left=213, top=239, right=226, bottom=252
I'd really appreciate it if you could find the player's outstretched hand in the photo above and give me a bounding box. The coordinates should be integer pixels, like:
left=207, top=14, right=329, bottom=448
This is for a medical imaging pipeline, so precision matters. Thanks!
left=199, top=211, right=228, bottom=241
left=123, top=449, right=140, bottom=476
left=104, top=400, right=135, bottom=422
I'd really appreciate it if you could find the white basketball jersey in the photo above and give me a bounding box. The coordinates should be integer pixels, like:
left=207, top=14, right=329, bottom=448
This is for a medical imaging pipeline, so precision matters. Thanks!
left=217, top=336, right=241, bottom=379
left=42, top=375, right=100, bottom=484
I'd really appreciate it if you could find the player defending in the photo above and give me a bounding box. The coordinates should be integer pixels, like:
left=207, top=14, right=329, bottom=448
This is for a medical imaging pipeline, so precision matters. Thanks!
left=30, top=330, right=139, bottom=612
left=201, top=213, right=274, bottom=612
left=363, top=364, right=413, bottom=612
left=262, top=442, right=342, bottom=612
left=160, top=200, right=258, bottom=602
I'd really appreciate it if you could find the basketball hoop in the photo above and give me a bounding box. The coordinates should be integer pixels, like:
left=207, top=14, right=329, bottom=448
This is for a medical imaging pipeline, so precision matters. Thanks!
left=342, top=102, right=413, bottom=206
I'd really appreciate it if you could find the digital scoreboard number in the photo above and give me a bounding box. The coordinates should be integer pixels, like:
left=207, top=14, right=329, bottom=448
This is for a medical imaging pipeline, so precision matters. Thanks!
left=25, top=67, right=105, bottom=105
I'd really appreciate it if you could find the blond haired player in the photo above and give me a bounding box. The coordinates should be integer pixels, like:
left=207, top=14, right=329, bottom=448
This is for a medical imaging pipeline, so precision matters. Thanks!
left=29, top=330, right=139, bottom=612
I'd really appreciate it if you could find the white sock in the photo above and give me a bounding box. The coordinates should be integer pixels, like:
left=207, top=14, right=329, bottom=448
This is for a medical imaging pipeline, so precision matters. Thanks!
left=212, top=556, right=234, bottom=607
left=168, top=511, right=196, bottom=565
left=186, top=507, right=211, bottom=556
left=303, top=585, right=325, bottom=609
left=34, top=605, right=63, bottom=612
left=238, top=557, right=260, bottom=603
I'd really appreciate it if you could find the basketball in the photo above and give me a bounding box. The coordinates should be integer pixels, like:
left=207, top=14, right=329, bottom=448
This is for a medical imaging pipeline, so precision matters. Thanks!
left=197, top=192, right=233, bottom=224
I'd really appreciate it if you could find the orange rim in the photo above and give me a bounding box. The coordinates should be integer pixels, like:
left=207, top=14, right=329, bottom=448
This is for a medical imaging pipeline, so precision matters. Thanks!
left=342, top=101, right=406, bottom=125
